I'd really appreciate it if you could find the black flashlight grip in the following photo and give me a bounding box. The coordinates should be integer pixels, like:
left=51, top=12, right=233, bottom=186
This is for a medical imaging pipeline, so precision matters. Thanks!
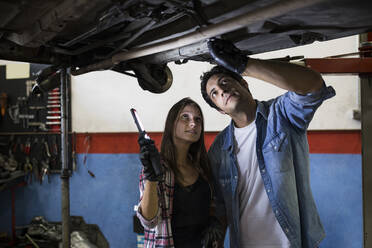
left=130, top=108, right=162, bottom=179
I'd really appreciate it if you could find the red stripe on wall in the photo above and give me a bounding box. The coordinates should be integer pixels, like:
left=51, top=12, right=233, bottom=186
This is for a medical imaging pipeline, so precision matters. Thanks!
left=368, top=32, right=372, bottom=41
left=307, top=130, right=361, bottom=154
left=75, top=130, right=361, bottom=154
left=75, top=133, right=163, bottom=154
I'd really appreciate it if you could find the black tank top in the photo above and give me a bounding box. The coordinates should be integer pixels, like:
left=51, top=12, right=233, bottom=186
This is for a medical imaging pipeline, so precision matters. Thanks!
left=171, top=176, right=211, bottom=248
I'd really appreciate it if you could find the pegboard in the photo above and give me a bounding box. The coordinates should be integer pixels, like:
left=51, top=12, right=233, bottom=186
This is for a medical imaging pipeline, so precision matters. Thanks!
left=0, top=65, right=61, bottom=132
left=0, top=64, right=72, bottom=183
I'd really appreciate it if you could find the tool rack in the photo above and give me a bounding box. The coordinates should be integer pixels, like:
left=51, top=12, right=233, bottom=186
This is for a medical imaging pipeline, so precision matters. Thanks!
left=0, top=65, right=65, bottom=183
left=0, top=64, right=73, bottom=246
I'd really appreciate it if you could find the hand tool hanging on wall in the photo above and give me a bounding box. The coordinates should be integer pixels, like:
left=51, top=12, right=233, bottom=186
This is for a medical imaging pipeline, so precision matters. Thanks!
left=17, top=97, right=28, bottom=128
left=48, top=91, right=60, bottom=96
left=9, top=135, right=16, bottom=155
left=8, top=104, right=20, bottom=124
left=4, top=153, right=18, bottom=172
left=29, top=106, right=45, bottom=110
left=43, top=137, right=51, bottom=158
left=0, top=92, right=8, bottom=119
left=48, top=96, right=60, bottom=100
left=47, top=104, right=61, bottom=108
left=72, top=132, right=77, bottom=171
left=41, top=137, right=52, bottom=180
left=28, top=122, right=48, bottom=131
left=50, top=135, right=60, bottom=170
left=24, top=156, right=33, bottom=184
left=24, top=138, right=31, bottom=156
left=29, top=138, right=42, bottom=183
left=46, top=116, right=61, bottom=120
left=48, top=88, right=61, bottom=132
left=82, top=135, right=95, bottom=178
left=40, top=159, right=51, bottom=184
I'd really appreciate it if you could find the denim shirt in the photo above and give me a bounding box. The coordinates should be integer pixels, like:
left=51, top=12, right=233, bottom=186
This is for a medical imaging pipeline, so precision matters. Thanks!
left=208, top=84, right=336, bottom=248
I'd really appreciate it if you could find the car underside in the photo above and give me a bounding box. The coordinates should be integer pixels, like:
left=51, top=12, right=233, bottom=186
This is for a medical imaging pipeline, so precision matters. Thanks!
left=1, top=0, right=372, bottom=92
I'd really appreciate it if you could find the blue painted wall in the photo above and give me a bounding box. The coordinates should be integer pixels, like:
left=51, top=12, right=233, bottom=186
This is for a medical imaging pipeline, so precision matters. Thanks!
left=0, top=153, right=363, bottom=248
left=0, top=154, right=141, bottom=248
left=310, top=154, right=362, bottom=248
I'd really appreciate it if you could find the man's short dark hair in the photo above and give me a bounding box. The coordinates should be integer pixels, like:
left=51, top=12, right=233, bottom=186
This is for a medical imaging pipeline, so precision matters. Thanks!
left=200, top=65, right=244, bottom=110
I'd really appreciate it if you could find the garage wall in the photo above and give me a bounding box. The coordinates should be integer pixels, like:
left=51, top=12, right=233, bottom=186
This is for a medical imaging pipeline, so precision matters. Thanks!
left=0, top=132, right=362, bottom=248
left=0, top=35, right=363, bottom=248
left=71, top=35, right=360, bottom=132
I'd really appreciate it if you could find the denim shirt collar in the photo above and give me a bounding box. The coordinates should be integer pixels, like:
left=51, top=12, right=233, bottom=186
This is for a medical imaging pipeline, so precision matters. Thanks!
left=222, top=121, right=235, bottom=151
left=222, top=100, right=268, bottom=151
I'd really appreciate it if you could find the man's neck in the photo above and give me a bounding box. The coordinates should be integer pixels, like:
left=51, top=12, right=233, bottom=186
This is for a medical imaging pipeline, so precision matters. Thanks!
left=230, top=98, right=257, bottom=128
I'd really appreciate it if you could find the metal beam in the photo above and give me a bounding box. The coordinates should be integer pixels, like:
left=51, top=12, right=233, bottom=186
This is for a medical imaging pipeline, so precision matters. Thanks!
left=60, top=68, right=71, bottom=248
left=360, top=33, right=372, bottom=248
left=361, top=73, right=372, bottom=248
left=304, top=58, right=372, bottom=74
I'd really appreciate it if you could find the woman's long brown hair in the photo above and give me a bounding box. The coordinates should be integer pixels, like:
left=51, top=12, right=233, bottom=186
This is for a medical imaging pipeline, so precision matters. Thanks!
left=160, top=97, right=211, bottom=183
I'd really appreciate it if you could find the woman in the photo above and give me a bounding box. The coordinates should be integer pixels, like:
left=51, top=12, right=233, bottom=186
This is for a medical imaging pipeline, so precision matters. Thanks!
left=136, top=97, right=222, bottom=248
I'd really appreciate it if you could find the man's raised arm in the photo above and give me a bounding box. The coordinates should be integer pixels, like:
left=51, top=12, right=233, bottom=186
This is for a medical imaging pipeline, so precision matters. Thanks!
left=208, top=38, right=323, bottom=95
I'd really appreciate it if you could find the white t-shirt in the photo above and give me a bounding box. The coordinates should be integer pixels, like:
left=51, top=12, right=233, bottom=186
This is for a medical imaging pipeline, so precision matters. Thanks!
left=234, top=122, right=290, bottom=248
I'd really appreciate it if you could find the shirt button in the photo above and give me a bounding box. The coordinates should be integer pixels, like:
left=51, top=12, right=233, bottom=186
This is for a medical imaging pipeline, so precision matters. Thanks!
left=267, top=189, right=271, bottom=193
left=285, top=228, right=289, bottom=233
left=275, top=210, right=279, bottom=215
left=234, top=176, right=238, bottom=179
left=262, top=169, right=265, bottom=173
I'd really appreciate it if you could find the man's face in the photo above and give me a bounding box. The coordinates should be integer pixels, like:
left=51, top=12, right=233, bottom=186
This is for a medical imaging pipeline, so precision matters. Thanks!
left=206, top=74, right=250, bottom=115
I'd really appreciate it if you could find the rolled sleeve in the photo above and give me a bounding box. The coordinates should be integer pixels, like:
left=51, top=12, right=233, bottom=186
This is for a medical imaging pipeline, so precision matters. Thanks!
left=136, top=170, right=161, bottom=229
left=287, top=82, right=336, bottom=105
left=278, top=82, right=336, bottom=130
left=136, top=203, right=161, bottom=229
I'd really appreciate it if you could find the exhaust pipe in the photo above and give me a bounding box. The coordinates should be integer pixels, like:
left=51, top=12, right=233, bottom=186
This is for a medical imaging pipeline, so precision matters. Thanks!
left=71, top=0, right=327, bottom=76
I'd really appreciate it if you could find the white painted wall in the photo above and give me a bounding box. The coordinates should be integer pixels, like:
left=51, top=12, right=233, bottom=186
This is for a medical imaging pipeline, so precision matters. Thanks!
left=71, top=35, right=361, bottom=132
left=249, top=35, right=361, bottom=130
left=1, top=35, right=361, bottom=132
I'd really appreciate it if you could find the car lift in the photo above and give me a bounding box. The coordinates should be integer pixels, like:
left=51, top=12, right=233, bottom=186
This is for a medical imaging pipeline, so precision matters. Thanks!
left=303, top=33, right=372, bottom=248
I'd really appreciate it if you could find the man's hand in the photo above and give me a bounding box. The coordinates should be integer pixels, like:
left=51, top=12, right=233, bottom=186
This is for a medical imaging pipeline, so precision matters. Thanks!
left=207, top=38, right=248, bottom=74
left=201, top=216, right=224, bottom=248
left=138, top=133, right=163, bottom=182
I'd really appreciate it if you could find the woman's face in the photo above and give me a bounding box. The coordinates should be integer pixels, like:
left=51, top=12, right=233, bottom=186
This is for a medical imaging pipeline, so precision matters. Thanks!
left=173, top=104, right=203, bottom=145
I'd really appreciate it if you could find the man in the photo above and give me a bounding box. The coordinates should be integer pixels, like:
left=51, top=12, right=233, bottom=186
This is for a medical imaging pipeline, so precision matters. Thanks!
left=200, top=39, right=335, bottom=248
